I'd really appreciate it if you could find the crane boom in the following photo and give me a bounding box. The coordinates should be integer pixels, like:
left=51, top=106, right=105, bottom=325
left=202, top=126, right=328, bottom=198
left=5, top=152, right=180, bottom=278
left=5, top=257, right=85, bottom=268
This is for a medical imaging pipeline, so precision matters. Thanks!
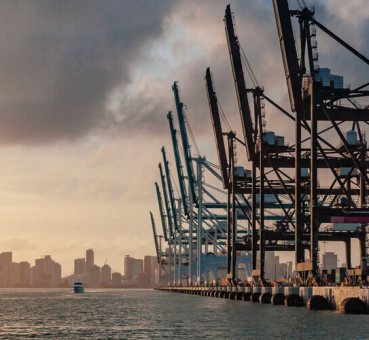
left=161, top=146, right=179, bottom=232
left=159, top=162, right=174, bottom=238
left=272, top=0, right=304, bottom=113
left=167, top=111, right=189, bottom=217
left=273, top=0, right=305, bottom=266
left=155, top=182, right=168, bottom=242
left=172, top=82, right=197, bottom=204
left=224, top=4, right=255, bottom=161
left=205, top=67, right=229, bottom=189
left=150, top=212, right=161, bottom=264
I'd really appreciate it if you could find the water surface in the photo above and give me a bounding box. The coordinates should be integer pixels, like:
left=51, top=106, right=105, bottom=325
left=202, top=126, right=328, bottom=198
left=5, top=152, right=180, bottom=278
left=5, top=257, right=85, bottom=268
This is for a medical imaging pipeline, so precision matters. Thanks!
left=0, top=288, right=367, bottom=339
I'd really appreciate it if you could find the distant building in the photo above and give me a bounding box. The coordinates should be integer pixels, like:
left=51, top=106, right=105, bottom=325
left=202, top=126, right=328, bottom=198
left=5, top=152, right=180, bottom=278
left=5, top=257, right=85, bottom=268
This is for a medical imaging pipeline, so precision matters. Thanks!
left=279, top=263, right=287, bottom=279
left=322, top=252, right=338, bottom=271
left=32, top=255, right=61, bottom=287
left=265, top=252, right=287, bottom=281
left=124, top=255, right=143, bottom=283
left=74, top=258, right=86, bottom=275
left=89, top=264, right=101, bottom=287
left=54, top=262, right=62, bottom=283
left=86, top=249, right=94, bottom=272
left=101, top=264, right=112, bottom=286
left=111, top=272, right=122, bottom=287
left=0, top=252, right=12, bottom=287
left=0, top=252, right=12, bottom=265
left=9, top=262, right=20, bottom=287
left=265, top=252, right=278, bottom=281
left=143, top=256, right=158, bottom=286
left=19, top=261, right=31, bottom=286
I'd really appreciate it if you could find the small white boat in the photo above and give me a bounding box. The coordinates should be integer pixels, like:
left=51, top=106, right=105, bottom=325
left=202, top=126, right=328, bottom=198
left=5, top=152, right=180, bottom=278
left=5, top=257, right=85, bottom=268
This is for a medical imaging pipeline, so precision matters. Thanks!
left=73, top=281, right=85, bottom=293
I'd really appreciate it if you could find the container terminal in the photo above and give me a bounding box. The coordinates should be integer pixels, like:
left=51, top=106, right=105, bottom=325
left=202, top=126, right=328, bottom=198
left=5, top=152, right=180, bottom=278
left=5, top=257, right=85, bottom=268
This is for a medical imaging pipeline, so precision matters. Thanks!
left=150, top=0, right=369, bottom=314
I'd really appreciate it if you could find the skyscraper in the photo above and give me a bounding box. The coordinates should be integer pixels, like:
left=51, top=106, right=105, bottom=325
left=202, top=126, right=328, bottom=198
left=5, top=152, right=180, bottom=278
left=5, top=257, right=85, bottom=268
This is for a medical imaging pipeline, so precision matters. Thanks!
left=0, top=252, right=12, bottom=287
left=111, top=272, right=122, bottom=287
left=101, top=264, right=112, bottom=286
left=124, top=255, right=143, bottom=281
left=89, top=264, right=101, bottom=287
left=32, top=255, right=61, bottom=287
left=19, top=261, right=31, bottom=286
left=74, top=258, right=86, bottom=275
left=144, top=255, right=158, bottom=286
left=86, top=249, right=94, bottom=271
left=9, top=262, right=20, bottom=287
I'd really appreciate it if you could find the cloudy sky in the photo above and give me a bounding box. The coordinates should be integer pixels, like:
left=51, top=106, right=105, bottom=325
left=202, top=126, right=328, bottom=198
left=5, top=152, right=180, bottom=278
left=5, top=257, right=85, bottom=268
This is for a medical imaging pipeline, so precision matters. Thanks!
left=0, top=0, right=368, bottom=274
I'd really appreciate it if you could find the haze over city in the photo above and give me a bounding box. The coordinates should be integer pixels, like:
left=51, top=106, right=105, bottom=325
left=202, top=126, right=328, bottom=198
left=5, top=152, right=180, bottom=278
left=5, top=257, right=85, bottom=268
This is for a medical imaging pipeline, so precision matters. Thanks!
left=0, top=0, right=367, bottom=275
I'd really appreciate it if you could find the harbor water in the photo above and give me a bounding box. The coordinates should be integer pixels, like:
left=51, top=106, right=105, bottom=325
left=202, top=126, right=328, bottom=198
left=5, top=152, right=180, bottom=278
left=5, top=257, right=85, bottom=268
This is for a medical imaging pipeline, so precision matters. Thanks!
left=0, top=288, right=368, bottom=339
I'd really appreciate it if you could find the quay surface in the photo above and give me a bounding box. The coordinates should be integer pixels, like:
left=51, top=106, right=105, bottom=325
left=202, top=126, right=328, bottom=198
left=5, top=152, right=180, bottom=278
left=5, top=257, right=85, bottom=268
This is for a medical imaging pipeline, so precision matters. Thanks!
left=155, top=286, right=369, bottom=314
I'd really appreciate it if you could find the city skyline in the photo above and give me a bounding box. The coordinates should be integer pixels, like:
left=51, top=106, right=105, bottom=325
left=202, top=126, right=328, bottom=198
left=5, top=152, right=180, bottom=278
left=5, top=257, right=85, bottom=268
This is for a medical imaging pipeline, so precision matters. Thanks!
left=0, top=246, right=343, bottom=286
left=0, top=248, right=158, bottom=286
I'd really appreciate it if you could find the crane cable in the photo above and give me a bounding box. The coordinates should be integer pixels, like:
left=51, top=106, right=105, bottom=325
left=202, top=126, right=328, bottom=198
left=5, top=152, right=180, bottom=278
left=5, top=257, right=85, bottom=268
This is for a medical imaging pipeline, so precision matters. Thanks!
left=217, top=98, right=233, bottom=132
left=240, top=45, right=259, bottom=88
left=184, top=107, right=201, bottom=156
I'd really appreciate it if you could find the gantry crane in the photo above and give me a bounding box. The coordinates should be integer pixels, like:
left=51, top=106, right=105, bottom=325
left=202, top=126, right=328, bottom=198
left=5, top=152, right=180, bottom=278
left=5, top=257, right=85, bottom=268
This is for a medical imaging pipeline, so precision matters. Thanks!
left=273, top=0, right=369, bottom=284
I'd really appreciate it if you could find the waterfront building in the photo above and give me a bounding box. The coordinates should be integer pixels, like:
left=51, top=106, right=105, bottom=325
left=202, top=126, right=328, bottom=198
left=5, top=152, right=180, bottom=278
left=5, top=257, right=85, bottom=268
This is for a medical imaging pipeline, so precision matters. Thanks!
left=143, top=256, right=158, bottom=286
left=89, top=264, right=101, bottom=287
left=124, top=255, right=143, bottom=282
left=111, top=272, right=122, bottom=287
left=0, top=252, right=12, bottom=264
left=265, top=252, right=288, bottom=281
left=101, top=264, right=112, bottom=286
left=54, top=262, right=62, bottom=284
left=0, top=252, right=12, bottom=287
left=74, top=258, right=86, bottom=275
left=86, top=249, right=94, bottom=272
left=19, top=261, right=31, bottom=286
left=9, top=262, right=20, bottom=287
left=32, top=255, right=61, bottom=287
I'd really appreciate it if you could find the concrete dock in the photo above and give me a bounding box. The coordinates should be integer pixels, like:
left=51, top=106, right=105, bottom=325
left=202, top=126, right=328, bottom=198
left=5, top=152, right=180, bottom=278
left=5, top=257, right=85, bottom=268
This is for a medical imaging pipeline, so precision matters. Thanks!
left=155, top=286, right=369, bottom=314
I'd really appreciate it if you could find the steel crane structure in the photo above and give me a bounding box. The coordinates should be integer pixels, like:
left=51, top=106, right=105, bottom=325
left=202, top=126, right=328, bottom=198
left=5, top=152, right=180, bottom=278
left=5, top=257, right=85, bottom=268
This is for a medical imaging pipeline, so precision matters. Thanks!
left=150, top=1, right=369, bottom=288
left=152, top=82, right=253, bottom=287
left=273, top=0, right=369, bottom=284
left=223, top=4, right=304, bottom=284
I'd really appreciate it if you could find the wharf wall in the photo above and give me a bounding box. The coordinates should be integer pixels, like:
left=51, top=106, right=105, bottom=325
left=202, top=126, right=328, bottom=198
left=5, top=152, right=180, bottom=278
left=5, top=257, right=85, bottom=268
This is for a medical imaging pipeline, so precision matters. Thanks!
left=155, top=286, right=369, bottom=314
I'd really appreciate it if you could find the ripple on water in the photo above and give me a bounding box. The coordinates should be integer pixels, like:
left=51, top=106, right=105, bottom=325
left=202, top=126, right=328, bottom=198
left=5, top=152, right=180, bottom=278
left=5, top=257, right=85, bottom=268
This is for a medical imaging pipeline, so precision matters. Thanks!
left=0, top=289, right=367, bottom=339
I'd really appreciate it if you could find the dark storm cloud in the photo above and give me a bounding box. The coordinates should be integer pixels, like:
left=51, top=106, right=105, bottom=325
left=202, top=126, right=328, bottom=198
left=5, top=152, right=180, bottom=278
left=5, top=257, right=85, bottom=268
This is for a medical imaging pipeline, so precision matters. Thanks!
left=140, top=0, right=369, bottom=142
left=117, top=0, right=279, bottom=141
left=0, top=0, right=367, bottom=144
left=0, top=0, right=175, bottom=144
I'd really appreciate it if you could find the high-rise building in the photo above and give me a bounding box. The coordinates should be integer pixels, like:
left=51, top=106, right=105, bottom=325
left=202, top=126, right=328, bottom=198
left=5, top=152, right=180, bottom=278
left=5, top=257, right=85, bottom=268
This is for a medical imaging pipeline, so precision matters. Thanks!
left=144, top=256, right=158, bottom=286
left=32, top=255, right=61, bottom=287
left=0, top=252, right=12, bottom=264
left=111, top=272, right=122, bottom=287
left=9, top=262, right=20, bottom=287
left=86, top=249, right=94, bottom=272
left=124, top=255, right=143, bottom=282
left=101, top=264, right=112, bottom=286
left=19, top=261, right=31, bottom=286
left=89, top=264, right=101, bottom=287
left=74, top=258, right=86, bottom=275
left=322, top=252, right=338, bottom=271
left=265, top=252, right=287, bottom=281
left=54, top=262, right=62, bottom=284
left=0, top=252, right=12, bottom=287
left=265, top=252, right=279, bottom=281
